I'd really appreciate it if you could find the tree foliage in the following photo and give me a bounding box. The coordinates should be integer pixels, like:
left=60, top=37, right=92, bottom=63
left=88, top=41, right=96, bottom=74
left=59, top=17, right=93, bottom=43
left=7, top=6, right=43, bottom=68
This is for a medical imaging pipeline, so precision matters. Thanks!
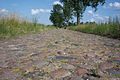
left=62, top=0, right=73, bottom=25
left=50, top=0, right=105, bottom=27
left=60, top=0, right=105, bottom=25
left=49, top=4, right=64, bottom=27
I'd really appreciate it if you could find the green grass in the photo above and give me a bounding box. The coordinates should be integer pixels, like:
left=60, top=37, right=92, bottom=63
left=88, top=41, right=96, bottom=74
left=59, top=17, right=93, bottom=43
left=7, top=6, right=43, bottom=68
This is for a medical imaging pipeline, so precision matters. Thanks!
left=68, top=16, right=120, bottom=39
left=0, top=14, right=55, bottom=39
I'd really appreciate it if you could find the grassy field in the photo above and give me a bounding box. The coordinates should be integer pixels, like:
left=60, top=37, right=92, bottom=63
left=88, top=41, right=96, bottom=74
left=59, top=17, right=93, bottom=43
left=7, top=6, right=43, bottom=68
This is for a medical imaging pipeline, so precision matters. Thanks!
left=0, top=14, right=120, bottom=40
left=69, top=16, right=120, bottom=39
left=0, top=14, right=55, bottom=39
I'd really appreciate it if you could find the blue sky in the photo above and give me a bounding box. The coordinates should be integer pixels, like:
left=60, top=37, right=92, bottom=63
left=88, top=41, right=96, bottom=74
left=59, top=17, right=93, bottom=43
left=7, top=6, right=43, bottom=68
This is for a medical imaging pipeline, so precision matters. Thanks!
left=0, top=0, right=120, bottom=25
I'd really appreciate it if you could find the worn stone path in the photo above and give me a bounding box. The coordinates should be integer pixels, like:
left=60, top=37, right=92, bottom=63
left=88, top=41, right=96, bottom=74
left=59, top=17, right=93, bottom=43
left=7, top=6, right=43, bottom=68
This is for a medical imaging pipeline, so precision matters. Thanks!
left=0, top=29, right=120, bottom=80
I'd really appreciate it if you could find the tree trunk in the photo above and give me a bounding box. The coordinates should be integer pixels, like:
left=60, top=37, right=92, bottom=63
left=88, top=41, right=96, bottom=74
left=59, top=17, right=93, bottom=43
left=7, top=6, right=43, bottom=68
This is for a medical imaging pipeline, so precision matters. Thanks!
left=77, top=12, right=80, bottom=25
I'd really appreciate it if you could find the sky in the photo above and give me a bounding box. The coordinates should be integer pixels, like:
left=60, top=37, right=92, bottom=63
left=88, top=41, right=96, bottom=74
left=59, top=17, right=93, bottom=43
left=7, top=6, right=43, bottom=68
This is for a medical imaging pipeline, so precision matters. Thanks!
left=0, top=0, right=120, bottom=25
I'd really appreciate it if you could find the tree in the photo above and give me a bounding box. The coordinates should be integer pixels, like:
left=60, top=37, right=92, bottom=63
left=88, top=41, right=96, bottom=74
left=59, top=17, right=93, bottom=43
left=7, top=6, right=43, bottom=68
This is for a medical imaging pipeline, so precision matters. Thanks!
left=50, top=3, right=73, bottom=27
left=62, top=0, right=73, bottom=26
left=60, top=0, right=105, bottom=25
left=49, top=4, right=64, bottom=28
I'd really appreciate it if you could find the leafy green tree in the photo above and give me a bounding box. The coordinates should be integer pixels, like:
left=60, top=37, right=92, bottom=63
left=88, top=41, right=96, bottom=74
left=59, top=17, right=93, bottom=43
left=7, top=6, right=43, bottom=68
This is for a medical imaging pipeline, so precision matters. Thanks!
left=49, top=4, right=64, bottom=28
left=62, top=0, right=73, bottom=26
left=60, top=0, right=105, bottom=25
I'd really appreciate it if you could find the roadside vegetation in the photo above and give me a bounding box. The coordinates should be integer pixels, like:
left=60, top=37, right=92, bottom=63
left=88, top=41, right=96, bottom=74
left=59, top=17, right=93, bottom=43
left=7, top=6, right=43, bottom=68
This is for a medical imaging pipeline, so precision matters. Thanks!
left=0, top=0, right=119, bottom=40
left=68, top=16, right=120, bottom=39
left=49, top=0, right=120, bottom=40
left=0, top=14, right=55, bottom=39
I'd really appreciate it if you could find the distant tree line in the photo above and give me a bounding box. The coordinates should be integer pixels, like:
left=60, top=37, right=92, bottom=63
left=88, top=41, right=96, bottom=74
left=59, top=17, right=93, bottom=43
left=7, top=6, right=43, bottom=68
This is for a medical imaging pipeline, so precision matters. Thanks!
left=49, top=0, right=105, bottom=28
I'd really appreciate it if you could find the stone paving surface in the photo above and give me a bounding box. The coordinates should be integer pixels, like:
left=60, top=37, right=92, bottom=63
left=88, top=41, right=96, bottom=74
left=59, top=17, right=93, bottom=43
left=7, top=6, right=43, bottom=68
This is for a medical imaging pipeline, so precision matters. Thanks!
left=0, top=29, right=120, bottom=80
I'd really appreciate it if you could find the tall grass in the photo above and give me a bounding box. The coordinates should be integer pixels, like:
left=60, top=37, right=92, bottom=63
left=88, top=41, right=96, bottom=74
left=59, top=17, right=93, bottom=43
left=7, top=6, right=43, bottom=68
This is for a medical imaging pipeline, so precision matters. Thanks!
left=69, top=16, right=120, bottom=39
left=0, top=13, right=55, bottom=39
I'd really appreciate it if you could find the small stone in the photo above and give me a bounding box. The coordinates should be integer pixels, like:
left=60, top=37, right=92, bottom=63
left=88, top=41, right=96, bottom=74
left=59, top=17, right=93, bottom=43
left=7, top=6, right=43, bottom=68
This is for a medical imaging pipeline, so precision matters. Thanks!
left=50, top=68, right=71, bottom=79
left=29, top=53, right=38, bottom=57
left=57, top=50, right=66, bottom=55
left=25, top=67, right=35, bottom=73
left=99, top=62, right=114, bottom=71
left=75, top=68, right=88, bottom=76
left=55, top=41, right=59, bottom=44
left=57, top=51, right=63, bottom=55
left=68, top=60, right=81, bottom=66
left=55, top=56, right=76, bottom=60
left=43, top=63, right=60, bottom=73
left=62, top=64, right=76, bottom=70
left=69, top=76, right=83, bottom=80
left=34, top=61, right=49, bottom=68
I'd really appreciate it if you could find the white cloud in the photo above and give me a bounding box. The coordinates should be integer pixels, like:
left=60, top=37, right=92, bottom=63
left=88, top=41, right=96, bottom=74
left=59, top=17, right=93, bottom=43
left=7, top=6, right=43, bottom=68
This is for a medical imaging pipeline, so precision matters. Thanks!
left=31, top=9, right=39, bottom=15
left=0, top=9, right=8, bottom=13
left=94, top=15, right=109, bottom=23
left=31, top=8, right=51, bottom=15
left=46, top=9, right=51, bottom=12
left=109, top=2, right=120, bottom=9
left=94, top=14, right=99, bottom=17
left=53, top=1, right=62, bottom=5
left=87, top=10, right=109, bottom=23
left=87, top=10, right=100, bottom=19
left=89, top=18, right=95, bottom=22
left=109, top=3, right=113, bottom=7
left=88, top=10, right=94, bottom=15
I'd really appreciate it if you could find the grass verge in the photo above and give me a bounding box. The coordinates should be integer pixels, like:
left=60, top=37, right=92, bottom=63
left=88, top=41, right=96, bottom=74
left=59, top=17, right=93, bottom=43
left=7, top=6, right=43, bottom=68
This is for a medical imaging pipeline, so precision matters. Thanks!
left=68, top=16, right=120, bottom=39
left=0, top=14, right=55, bottom=39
